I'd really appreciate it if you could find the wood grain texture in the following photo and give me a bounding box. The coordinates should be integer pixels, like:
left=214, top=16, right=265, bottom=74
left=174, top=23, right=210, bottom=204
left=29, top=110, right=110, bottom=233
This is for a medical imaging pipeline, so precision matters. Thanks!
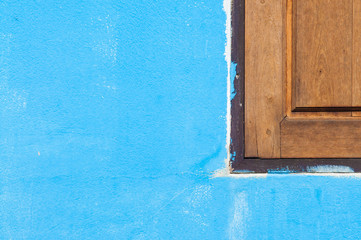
left=245, top=0, right=283, bottom=158
left=281, top=118, right=361, bottom=158
left=353, top=0, right=361, bottom=114
left=285, top=0, right=351, bottom=118
left=285, top=0, right=293, bottom=116
left=293, top=0, right=352, bottom=108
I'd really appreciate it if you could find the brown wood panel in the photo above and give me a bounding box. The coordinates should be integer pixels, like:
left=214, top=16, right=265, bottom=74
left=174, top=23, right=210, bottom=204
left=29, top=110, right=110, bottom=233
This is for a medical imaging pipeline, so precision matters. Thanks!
left=285, top=0, right=351, bottom=118
left=293, top=0, right=352, bottom=108
left=281, top=118, right=361, bottom=158
left=353, top=0, right=361, bottom=113
left=245, top=0, right=283, bottom=158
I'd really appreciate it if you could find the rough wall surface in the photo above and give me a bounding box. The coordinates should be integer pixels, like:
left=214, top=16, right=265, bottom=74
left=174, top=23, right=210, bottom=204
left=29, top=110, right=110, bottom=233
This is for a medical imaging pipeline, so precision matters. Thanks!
left=0, top=0, right=361, bottom=239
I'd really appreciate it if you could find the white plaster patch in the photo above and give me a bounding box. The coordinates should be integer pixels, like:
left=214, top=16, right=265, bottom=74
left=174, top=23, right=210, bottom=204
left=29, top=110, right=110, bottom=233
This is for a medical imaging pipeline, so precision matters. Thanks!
left=187, top=185, right=212, bottom=207
left=224, top=0, right=232, bottom=171
left=184, top=185, right=212, bottom=227
left=307, top=165, right=354, bottom=173
left=228, top=192, right=248, bottom=240
left=90, top=14, right=118, bottom=63
left=212, top=168, right=267, bottom=178
left=0, top=33, right=27, bottom=112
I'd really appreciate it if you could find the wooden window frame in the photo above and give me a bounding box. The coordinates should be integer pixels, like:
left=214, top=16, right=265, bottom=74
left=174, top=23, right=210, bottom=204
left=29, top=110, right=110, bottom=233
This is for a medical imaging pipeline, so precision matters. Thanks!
left=229, top=0, right=361, bottom=173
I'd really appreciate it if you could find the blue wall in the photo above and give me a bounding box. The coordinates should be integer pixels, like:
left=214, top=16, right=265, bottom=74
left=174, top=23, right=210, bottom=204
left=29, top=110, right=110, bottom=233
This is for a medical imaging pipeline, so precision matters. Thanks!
left=1, top=0, right=361, bottom=239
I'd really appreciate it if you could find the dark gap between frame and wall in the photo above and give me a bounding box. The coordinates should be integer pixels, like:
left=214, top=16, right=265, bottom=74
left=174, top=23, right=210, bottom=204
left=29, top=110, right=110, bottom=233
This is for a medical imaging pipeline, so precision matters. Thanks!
left=293, top=107, right=361, bottom=112
left=232, top=158, right=361, bottom=173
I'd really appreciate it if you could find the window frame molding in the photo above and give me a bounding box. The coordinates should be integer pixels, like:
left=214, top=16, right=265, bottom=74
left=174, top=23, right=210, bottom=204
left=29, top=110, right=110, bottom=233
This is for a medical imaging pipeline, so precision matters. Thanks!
left=229, top=0, right=361, bottom=174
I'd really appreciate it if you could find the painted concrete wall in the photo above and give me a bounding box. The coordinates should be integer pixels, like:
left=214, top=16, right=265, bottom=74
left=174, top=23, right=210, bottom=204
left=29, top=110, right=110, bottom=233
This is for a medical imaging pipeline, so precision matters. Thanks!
left=1, top=0, right=361, bottom=239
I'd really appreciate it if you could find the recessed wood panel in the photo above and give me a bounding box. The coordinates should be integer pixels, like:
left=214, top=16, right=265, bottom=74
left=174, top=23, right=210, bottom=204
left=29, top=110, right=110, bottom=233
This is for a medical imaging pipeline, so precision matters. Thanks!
left=293, top=0, right=352, bottom=109
left=281, top=118, right=361, bottom=158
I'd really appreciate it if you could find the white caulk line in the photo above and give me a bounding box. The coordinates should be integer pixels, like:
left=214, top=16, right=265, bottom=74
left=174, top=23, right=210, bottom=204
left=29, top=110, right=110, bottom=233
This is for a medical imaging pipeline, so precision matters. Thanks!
left=224, top=0, right=232, bottom=172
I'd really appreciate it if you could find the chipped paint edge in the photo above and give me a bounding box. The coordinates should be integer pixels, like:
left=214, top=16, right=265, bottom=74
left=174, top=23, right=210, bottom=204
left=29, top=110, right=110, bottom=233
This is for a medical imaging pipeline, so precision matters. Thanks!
left=212, top=168, right=361, bottom=178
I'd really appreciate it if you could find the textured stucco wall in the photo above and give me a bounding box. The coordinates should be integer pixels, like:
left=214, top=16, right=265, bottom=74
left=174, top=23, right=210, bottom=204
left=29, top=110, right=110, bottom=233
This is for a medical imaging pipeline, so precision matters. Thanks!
left=1, top=0, right=361, bottom=239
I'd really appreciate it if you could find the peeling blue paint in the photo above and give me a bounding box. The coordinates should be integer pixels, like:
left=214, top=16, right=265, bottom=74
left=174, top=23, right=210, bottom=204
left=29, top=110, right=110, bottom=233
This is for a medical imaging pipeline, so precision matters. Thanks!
left=267, top=168, right=297, bottom=174
left=232, top=169, right=254, bottom=174
left=230, top=62, right=237, bottom=100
